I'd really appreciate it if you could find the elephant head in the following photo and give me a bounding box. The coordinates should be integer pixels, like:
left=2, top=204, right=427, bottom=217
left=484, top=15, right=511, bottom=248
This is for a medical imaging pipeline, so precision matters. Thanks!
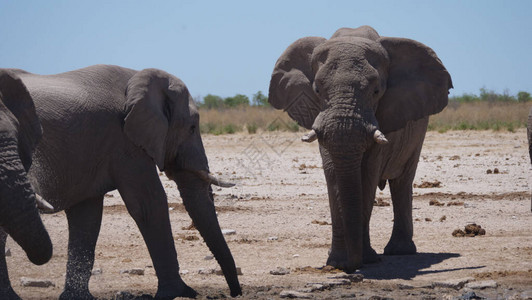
left=0, top=70, right=52, bottom=265
left=122, top=69, right=241, bottom=297
left=269, top=26, right=452, bottom=271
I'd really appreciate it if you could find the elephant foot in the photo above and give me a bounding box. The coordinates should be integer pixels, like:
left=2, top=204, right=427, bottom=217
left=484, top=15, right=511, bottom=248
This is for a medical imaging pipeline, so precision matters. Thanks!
left=229, top=286, right=243, bottom=297
left=0, top=286, right=22, bottom=300
left=383, top=238, right=417, bottom=255
left=326, top=248, right=360, bottom=273
left=59, top=289, right=95, bottom=300
left=363, top=246, right=381, bottom=264
left=155, top=281, right=197, bottom=299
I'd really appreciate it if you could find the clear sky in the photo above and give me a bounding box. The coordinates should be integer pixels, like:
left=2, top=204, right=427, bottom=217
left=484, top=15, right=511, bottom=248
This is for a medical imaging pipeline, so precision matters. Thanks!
left=1, top=0, right=531, bottom=100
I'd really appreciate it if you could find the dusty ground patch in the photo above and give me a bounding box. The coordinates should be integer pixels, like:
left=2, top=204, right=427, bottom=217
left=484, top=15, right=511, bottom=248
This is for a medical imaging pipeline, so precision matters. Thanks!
left=7, top=130, right=532, bottom=299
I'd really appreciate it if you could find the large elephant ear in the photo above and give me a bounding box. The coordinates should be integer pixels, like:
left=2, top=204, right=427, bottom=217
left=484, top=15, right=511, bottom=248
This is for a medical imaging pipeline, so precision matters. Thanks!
left=268, top=37, right=327, bottom=129
left=376, top=37, right=453, bottom=133
left=0, top=70, right=42, bottom=170
left=124, top=68, right=190, bottom=170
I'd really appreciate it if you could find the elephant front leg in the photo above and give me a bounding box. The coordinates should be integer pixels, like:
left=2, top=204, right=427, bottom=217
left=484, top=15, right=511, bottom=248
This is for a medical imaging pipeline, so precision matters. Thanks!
left=117, top=165, right=196, bottom=299
left=60, top=196, right=104, bottom=300
left=0, top=230, right=20, bottom=300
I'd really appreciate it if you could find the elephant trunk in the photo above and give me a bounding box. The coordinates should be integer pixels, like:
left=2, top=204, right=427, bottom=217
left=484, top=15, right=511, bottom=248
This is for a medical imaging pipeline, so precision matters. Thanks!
left=0, top=137, right=52, bottom=265
left=330, top=150, right=364, bottom=272
left=174, top=171, right=242, bottom=297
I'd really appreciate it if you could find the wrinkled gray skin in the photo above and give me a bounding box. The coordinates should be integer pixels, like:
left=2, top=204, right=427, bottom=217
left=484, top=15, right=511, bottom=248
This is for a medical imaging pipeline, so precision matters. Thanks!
left=6, top=65, right=241, bottom=299
left=528, top=106, right=532, bottom=211
left=0, top=70, right=53, bottom=299
left=269, top=26, right=452, bottom=272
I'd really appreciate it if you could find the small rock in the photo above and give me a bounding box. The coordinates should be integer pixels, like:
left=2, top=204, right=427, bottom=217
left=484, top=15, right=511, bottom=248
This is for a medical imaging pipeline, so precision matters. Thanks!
left=270, top=267, right=290, bottom=275
left=292, top=254, right=300, bottom=258
left=279, top=290, right=312, bottom=299
left=465, top=280, right=497, bottom=289
left=267, top=236, right=279, bottom=241
left=120, top=268, right=144, bottom=275
left=5, top=248, right=11, bottom=257
left=329, top=273, right=364, bottom=283
left=324, top=279, right=351, bottom=286
left=432, top=277, right=474, bottom=290
left=204, top=255, right=214, bottom=260
left=179, top=270, right=189, bottom=275
left=222, top=229, right=236, bottom=235
left=198, top=268, right=215, bottom=275
left=304, top=283, right=326, bottom=292
left=458, top=291, right=484, bottom=299
left=91, top=268, right=102, bottom=275
left=215, top=267, right=242, bottom=276
left=20, top=277, right=55, bottom=288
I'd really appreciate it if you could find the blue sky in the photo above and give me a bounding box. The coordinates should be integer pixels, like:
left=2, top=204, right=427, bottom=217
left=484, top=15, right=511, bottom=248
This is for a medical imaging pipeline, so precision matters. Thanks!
left=1, top=0, right=531, bottom=100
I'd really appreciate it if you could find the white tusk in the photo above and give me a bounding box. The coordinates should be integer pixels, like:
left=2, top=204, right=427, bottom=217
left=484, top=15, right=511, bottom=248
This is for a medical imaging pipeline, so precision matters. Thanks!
left=195, top=170, right=236, bottom=188
left=35, top=194, right=55, bottom=213
left=301, top=130, right=318, bottom=143
left=373, top=130, right=389, bottom=144
left=207, top=173, right=235, bottom=188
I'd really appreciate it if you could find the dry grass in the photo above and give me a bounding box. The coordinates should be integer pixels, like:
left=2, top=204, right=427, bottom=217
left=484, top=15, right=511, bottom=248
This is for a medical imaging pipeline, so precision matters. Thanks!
left=429, top=101, right=529, bottom=132
left=198, top=102, right=530, bottom=135
left=199, top=106, right=301, bottom=134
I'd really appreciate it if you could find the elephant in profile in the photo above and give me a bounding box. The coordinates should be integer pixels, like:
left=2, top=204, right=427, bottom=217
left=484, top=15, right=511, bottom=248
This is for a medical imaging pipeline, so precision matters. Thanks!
left=6, top=65, right=241, bottom=299
left=0, top=70, right=53, bottom=299
left=268, top=26, right=452, bottom=272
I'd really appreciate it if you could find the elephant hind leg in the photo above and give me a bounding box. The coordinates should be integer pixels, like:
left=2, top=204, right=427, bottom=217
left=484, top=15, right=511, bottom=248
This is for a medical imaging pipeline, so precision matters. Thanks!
left=60, top=196, right=104, bottom=300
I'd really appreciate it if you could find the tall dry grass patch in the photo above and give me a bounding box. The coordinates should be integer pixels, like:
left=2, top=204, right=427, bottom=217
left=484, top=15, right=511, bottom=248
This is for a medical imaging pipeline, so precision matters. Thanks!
left=199, top=106, right=301, bottom=134
left=429, top=102, right=529, bottom=132
left=198, top=102, right=530, bottom=135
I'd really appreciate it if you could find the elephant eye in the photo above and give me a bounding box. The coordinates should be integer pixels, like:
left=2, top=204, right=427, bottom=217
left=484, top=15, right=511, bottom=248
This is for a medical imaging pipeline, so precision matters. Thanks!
left=313, top=83, right=320, bottom=94
left=373, top=88, right=380, bottom=95
left=189, top=125, right=196, bottom=134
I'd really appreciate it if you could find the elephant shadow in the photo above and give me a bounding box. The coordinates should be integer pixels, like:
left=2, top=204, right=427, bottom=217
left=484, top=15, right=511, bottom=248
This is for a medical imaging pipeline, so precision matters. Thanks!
left=360, top=252, right=484, bottom=280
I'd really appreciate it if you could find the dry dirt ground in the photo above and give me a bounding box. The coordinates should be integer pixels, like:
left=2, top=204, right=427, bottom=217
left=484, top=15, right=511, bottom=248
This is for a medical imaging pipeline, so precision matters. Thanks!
left=7, top=129, right=532, bottom=299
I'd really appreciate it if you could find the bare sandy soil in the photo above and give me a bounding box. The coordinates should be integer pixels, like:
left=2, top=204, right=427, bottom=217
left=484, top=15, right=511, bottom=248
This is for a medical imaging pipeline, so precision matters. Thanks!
left=7, top=129, right=532, bottom=299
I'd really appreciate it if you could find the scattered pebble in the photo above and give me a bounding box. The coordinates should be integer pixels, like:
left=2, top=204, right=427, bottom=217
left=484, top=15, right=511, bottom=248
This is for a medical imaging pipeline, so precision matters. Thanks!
left=267, top=236, right=279, bottom=241
left=293, top=254, right=300, bottom=258
left=198, top=268, right=215, bottom=275
left=374, top=198, right=390, bottom=206
left=20, top=277, right=55, bottom=288
left=440, top=215, right=447, bottom=222
left=215, top=267, right=242, bottom=276
left=279, top=290, right=312, bottom=299
left=432, top=277, right=474, bottom=290
left=465, top=280, right=498, bottom=289
left=179, top=269, right=189, bottom=275
left=270, top=267, right=290, bottom=275
left=120, top=268, right=145, bottom=275
left=429, top=199, right=444, bottom=206
left=5, top=248, right=10, bottom=256
left=222, top=229, right=236, bottom=235
left=204, top=255, right=214, bottom=260
left=328, top=273, right=364, bottom=283
left=414, top=180, right=442, bottom=188
left=311, top=220, right=330, bottom=225
left=91, top=268, right=102, bottom=275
